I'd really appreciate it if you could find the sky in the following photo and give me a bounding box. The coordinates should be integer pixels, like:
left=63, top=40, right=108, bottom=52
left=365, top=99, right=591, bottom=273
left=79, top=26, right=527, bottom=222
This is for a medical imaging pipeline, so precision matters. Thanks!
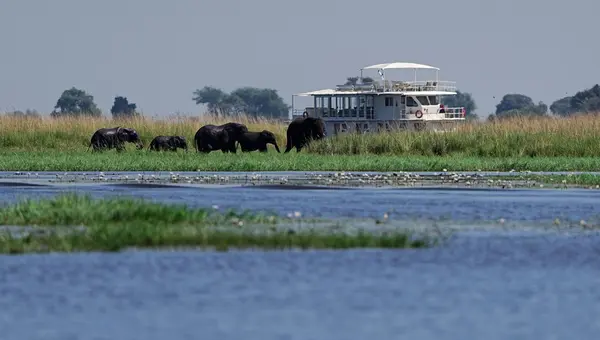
left=1, top=0, right=598, bottom=119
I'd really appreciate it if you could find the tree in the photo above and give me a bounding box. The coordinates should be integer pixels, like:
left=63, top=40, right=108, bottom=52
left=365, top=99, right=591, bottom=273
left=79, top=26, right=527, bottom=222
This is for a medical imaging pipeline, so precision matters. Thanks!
left=494, top=94, right=547, bottom=118
left=440, top=90, right=478, bottom=120
left=551, top=84, right=600, bottom=116
left=192, top=86, right=231, bottom=116
left=51, top=87, right=101, bottom=117
left=110, top=96, right=138, bottom=118
left=192, top=86, right=290, bottom=118
left=549, top=96, right=573, bottom=116
left=229, top=87, right=290, bottom=118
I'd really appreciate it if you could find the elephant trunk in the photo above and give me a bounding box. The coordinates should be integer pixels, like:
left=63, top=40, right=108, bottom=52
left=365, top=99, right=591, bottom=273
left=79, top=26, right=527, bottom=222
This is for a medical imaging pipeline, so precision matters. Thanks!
left=273, top=142, right=281, bottom=153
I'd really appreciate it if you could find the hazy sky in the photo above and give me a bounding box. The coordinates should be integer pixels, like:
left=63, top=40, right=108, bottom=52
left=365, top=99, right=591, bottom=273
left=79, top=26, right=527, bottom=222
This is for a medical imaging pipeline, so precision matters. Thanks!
left=1, top=0, right=598, bottom=119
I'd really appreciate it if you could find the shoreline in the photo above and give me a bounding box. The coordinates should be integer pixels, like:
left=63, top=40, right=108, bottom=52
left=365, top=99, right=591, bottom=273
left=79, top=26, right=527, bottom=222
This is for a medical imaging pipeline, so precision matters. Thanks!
left=2, top=169, right=600, bottom=189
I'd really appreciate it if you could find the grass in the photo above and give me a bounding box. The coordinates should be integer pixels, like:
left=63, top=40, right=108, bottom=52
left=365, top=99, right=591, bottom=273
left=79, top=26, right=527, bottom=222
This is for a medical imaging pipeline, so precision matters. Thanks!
left=0, top=113, right=288, bottom=152
left=0, top=194, right=431, bottom=254
left=2, top=151, right=600, bottom=172
left=2, top=113, right=600, bottom=171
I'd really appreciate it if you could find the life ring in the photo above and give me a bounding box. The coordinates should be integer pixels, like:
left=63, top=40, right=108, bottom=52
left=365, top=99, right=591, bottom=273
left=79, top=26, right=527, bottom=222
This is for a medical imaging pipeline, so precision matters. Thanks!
left=302, top=111, right=308, bottom=118
left=415, top=110, right=423, bottom=119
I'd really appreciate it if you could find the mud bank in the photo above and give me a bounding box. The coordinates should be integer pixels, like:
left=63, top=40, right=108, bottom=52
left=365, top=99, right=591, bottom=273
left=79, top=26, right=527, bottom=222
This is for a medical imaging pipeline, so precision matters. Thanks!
left=1, top=170, right=599, bottom=189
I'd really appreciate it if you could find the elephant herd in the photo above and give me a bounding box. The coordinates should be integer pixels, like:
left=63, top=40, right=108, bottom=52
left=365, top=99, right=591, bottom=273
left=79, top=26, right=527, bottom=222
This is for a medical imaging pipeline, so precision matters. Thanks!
left=87, top=116, right=326, bottom=154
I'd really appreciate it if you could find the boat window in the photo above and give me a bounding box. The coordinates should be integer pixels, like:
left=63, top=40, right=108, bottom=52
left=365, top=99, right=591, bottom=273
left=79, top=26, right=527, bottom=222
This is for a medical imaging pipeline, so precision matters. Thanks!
left=416, top=96, right=430, bottom=105
left=428, top=96, right=439, bottom=105
left=385, top=97, right=393, bottom=107
left=400, top=96, right=406, bottom=104
left=406, top=96, right=418, bottom=107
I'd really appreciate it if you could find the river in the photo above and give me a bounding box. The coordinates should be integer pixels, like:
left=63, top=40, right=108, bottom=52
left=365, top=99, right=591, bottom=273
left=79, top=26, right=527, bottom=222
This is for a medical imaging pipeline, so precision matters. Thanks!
left=0, top=171, right=599, bottom=339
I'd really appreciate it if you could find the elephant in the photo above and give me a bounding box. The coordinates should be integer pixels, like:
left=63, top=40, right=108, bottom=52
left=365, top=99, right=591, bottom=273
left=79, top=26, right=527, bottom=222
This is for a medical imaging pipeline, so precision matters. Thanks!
left=148, top=135, right=188, bottom=152
left=237, top=130, right=281, bottom=153
left=88, top=127, right=143, bottom=152
left=193, top=122, right=249, bottom=153
left=284, top=116, right=326, bottom=153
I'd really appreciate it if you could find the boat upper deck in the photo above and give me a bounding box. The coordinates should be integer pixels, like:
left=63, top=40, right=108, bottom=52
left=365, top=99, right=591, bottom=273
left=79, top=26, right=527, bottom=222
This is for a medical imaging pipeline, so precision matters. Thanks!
left=295, top=61, right=458, bottom=97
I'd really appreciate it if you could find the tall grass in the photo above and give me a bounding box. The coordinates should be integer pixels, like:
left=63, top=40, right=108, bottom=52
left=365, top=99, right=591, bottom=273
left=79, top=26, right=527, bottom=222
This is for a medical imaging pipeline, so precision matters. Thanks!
left=0, top=113, right=288, bottom=152
left=307, top=114, right=600, bottom=157
left=2, top=112, right=600, bottom=157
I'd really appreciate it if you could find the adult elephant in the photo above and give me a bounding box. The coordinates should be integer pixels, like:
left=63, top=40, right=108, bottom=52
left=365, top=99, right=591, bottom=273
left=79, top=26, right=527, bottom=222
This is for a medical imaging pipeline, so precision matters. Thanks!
left=284, top=116, right=326, bottom=153
left=88, top=127, right=143, bottom=152
left=148, top=135, right=188, bottom=152
left=194, top=122, right=248, bottom=153
left=237, top=130, right=281, bottom=153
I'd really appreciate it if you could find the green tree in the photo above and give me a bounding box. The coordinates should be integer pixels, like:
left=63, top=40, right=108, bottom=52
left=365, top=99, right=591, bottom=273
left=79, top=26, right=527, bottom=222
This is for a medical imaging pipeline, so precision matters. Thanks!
left=192, top=86, right=231, bottom=116
left=110, top=96, right=139, bottom=119
left=192, top=86, right=290, bottom=118
left=549, top=96, right=573, bottom=116
left=550, top=85, right=600, bottom=116
left=440, top=90, right=478, bottom=120
left=568, top=84, right=600, bottom=114
left=229, top=87, right=290, bottom=118
left=494, top=94, right=547, bottom=118
left=51, top=87, right=101, bottom=118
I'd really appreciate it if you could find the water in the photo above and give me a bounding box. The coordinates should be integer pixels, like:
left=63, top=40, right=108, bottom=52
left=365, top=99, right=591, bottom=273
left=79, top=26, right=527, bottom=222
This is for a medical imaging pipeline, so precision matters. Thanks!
left=1, top=171, right=600, bottom=339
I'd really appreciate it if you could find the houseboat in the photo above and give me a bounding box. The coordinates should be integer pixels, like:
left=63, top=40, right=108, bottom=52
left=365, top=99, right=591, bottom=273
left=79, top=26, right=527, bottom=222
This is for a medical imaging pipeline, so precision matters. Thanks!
left=290, top=61, right=466, bottom=134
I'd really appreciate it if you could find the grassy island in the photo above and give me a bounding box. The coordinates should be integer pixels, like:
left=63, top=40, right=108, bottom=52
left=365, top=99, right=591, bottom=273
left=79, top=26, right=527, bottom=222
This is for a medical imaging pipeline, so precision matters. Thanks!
left=0, top=194, right=431, bottom=254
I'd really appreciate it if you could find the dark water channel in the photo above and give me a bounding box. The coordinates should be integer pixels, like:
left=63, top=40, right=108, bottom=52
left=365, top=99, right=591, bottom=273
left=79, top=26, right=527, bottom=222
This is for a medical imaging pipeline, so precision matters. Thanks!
left=1, top=171, right=599, bottom=339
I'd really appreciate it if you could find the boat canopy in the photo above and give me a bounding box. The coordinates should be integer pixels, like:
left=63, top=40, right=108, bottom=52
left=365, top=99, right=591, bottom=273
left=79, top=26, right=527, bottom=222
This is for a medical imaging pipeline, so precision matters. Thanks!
left=362, top=62, right=440, bottom=70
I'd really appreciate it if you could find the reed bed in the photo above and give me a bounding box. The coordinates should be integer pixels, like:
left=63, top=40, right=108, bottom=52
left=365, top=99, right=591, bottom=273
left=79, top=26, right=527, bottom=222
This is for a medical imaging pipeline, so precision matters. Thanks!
left=0, top=194, right=430, bottom=254
left=0, top=113, right=288, bottom=152
left=307, top=114, right=600, bottom=157
left=1, top=112, right=600, bottom=163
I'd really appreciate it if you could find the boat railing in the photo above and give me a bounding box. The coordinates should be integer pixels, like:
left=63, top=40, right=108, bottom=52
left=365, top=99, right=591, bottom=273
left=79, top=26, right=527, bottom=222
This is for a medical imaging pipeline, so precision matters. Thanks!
left=334, top=80, right=457, bottom=93
left=292, top=107, right=465, bottom=120
left=441, top=107, right=466, bottom=119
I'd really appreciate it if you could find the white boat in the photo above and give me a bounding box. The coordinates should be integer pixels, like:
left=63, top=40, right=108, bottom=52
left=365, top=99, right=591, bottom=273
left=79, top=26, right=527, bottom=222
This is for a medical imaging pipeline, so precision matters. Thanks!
left=290, top=61, right=466, bottom=134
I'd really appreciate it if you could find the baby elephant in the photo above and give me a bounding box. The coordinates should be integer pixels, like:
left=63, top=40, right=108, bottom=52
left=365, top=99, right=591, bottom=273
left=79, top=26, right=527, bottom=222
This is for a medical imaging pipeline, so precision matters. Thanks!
left=237, top=130, right=280, bottom=153
left=148, top=135, right=188, bottom=152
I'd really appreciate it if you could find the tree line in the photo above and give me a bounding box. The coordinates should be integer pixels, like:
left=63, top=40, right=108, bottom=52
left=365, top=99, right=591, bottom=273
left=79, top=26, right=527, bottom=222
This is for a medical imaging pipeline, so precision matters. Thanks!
left=4, top=80, right=600, bottom=120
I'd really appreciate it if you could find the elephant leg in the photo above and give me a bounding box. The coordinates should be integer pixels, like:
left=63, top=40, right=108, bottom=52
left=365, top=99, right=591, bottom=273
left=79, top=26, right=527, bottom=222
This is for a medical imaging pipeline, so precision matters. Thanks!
left=226, top=142, right=236, bottom=153
left=116, top=142, right=125, bottom=152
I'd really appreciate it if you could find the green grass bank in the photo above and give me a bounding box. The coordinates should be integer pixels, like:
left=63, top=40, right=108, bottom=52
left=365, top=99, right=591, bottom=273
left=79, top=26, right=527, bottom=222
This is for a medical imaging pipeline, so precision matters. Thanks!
left=0, top=194, right=430, bottom=254
left=2, top=151, right=600, bottom=172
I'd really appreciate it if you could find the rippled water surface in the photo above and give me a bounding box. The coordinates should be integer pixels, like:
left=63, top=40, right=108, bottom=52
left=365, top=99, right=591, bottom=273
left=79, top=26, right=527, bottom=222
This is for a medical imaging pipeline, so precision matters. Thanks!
left=1, top=171, right=600, bottom=339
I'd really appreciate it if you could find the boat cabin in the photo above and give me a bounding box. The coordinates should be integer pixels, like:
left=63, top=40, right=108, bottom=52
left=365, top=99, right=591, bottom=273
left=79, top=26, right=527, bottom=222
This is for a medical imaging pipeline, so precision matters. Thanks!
left=290, top=62, right=466, bottom=134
